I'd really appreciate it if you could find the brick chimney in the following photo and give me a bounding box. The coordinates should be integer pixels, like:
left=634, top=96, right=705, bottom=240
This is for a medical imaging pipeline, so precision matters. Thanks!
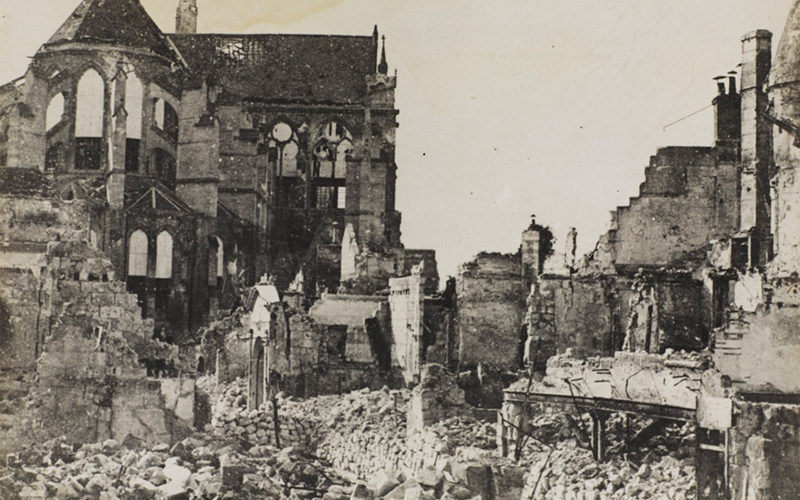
left=175, top=0, right=198, bottom=34
left=713, top=74, right=741, bottom=161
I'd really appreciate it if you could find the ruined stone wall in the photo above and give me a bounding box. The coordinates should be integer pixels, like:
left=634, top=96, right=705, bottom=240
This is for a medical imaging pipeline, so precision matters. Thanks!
left=456, top=253, right=525, bottom=371
left=610, top=147, right=739, bottom=267
left=625, top=276, right=707, bottom=353
left=308, top=293, right=391, bottom=364
left=529, top=276, right=626, bottom=360
left=259, top=295, right=399, bottom=399
left=528, top=271, right=706, bottom=362
left=389, top=271, right=424, bottom=384
left=395, top=249, right=440, bottom=294
left=176, top=86, right=219, bottom=218
left=715, top=301, right=800, bottom=392
left=0, top=241, right=195, bottom=454
left=0, top=267, right=46, bottom=370
left=0, top=194, right=98, bottom=371
left=0, top=195, right=95, bottom=246
left=729, top=401, right=800, bottom=500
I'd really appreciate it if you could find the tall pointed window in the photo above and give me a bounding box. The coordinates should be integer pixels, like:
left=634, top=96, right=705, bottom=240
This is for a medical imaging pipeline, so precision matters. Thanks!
left=312, top=121, right=351, bottom=209
left=155, top=231, right=173, bottom=279
left=125, top=72, right=143, bottom=173
left=75, top=69, right=104, bottom=170
left=268, top=122, right=302, bottom=207
left=128, top=230, right=148, bottom=276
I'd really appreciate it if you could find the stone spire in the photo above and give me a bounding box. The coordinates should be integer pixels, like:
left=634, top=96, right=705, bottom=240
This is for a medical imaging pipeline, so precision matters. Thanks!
left=378, top=36, right=388, bottom=74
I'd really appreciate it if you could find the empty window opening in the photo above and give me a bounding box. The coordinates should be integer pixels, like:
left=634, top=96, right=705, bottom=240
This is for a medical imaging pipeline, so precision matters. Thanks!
left=153, top=98, right=178, bottom=141
left=75, top=69, right=104, bottom=137
left=155, top=231, right=173, bottom=279
left=281, top=141, right=299, bottom=177
left=336, top=187, right=346, bottom=209
left=45, top=93, right=65, bottom=132
left=75, top=69, right=104, bottom=170
left=125, top=73, right=143, bottom=140
left=151, top=148, right=176, bottom=188
left=335, top=139, right=351, bottom=178
left=311, top=122, right=350, bottom=209
left=125, top=73, right=143, bottom=172
left=128, top=230, right=148, bottom=276
left=268, top=122, right=299, bottom=178
left=216, top=236, right=224, bottom=278
left=154, top=98, right=164, bottom=129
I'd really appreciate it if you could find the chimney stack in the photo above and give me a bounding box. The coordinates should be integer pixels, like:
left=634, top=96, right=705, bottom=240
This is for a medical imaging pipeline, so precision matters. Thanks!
left=713, top=74, right=740, bottom=159
left=739, top=29, right=773, bottom=267
left=176, top=0, right=198, bottom=34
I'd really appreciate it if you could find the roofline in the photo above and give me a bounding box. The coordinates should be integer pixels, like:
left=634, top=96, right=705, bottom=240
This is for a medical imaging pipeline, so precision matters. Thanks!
left=166, top=33, right=373, bottom=40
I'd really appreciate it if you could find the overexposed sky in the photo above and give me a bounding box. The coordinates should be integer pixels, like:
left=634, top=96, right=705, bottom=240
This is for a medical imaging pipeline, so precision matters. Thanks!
left=0, top=0, right=795, bottom=279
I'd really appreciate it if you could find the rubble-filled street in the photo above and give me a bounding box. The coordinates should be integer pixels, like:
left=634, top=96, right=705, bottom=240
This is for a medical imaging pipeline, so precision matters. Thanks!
left=0, top=375, right=698, bottom=499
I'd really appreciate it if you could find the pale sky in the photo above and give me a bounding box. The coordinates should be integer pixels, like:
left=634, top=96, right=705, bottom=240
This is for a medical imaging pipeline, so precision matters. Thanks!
left=0, top=0, right=795, bottom=279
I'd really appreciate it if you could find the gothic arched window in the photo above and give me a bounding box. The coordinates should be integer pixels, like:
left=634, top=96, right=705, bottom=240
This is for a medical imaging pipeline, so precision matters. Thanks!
left=155, top=231, right=173, bottom=279
left=128, top=230, right=148, bottom=276
left=75, top=69, right=104, bottom=170
left=312, top=121, right=351, bottom=209
left=125, top=72, right=143, bottom=172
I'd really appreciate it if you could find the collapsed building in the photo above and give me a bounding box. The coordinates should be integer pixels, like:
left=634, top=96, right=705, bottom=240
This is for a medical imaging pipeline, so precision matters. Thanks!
left=0, top=168, right=194, bottom=456
left=492, top=16, right=800, bottom=500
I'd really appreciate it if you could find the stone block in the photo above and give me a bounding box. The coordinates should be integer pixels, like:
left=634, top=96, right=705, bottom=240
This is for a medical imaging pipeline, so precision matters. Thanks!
left=220, top=463, right=246, bottom=491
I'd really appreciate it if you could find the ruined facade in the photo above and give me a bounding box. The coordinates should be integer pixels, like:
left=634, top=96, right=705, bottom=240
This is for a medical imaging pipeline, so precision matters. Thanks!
left=0, top=170, right=194, bottom=455
left=0, top=0, right=436, bottom=342
left=707, top=18, right=800, bottom=395
left=521, top=35, right=769, bottom=365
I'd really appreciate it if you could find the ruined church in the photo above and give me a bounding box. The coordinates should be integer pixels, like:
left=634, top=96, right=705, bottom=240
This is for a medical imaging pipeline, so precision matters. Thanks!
left=0, top=0, right=436, bottom=345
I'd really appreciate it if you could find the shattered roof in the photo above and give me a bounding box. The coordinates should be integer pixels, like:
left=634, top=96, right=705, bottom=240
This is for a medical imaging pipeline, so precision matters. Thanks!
left=0, top=168, right=54, bottom=198
left=44, top=0, right=175, bottom=60
left=169, top=34, right=376, bottom=104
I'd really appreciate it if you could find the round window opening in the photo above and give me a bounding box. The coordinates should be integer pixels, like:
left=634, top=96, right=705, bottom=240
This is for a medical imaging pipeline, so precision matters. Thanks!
left=272, top=122, right=293, bottom=143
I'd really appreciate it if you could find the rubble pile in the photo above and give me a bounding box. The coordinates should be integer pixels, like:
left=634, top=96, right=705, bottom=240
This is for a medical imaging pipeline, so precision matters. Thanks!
left=517, top=413, right=696, bottom=500
left=211, top=379, right=516, bottom=498
left=302, top=387, right=409, bottom=477
left=210, top=378, right=412, bottom=478
left=211, top=378, right=315, bottom=448
left=0, top=436, right=359, bottom=500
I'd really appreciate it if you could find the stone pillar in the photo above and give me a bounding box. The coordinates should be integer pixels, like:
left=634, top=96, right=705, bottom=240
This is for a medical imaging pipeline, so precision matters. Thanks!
left=107, top=66, right=127, bottom=210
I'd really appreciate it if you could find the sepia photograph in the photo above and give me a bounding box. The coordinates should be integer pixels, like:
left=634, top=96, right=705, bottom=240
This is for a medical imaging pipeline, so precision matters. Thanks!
left=0, top=0, right=798, bottom=498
